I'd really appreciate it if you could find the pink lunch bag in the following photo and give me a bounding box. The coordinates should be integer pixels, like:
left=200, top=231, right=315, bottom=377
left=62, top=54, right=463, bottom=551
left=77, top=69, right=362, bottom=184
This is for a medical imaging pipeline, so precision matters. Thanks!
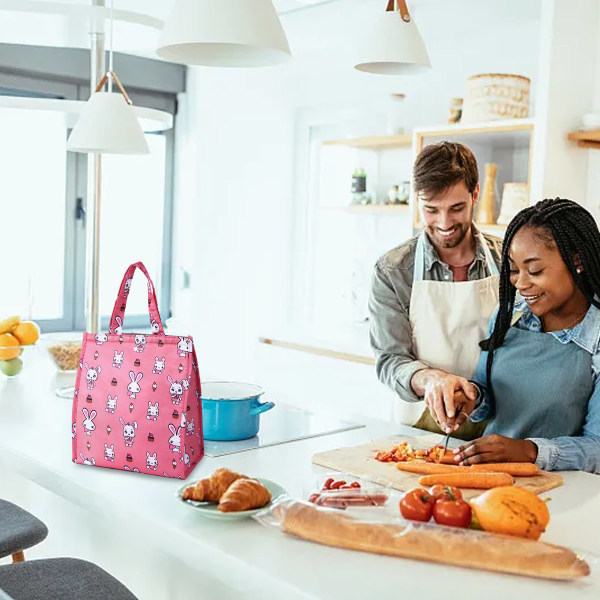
left=72, top=261, right=203, bottom=478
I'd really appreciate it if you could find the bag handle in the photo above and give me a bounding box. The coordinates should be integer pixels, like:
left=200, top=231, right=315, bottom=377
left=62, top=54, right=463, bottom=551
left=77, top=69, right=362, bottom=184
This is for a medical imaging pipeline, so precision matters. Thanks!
left=109, top=262, right=165, bottom=335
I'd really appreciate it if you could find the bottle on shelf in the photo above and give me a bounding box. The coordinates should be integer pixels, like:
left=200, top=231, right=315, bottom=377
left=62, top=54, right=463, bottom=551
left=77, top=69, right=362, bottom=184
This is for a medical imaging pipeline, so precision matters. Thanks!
left=350, top=167, right=371, bottom=205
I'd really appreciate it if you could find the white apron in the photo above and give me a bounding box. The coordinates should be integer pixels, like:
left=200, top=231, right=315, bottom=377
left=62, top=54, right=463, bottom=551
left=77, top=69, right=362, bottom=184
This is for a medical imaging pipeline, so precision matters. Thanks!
left=393, top=231, right=500, bottom=425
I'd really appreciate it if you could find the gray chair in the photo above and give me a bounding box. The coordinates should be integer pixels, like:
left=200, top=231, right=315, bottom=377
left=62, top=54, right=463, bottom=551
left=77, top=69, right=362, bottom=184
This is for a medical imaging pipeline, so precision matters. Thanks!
left=0, top=500, right=48, bottom=563
left=0, top=558, right=138, bottom=600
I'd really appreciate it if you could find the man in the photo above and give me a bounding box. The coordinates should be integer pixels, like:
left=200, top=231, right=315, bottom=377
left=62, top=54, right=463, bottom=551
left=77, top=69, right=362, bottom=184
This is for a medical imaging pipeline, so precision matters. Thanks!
left=369, top=142, right=502, bottom=439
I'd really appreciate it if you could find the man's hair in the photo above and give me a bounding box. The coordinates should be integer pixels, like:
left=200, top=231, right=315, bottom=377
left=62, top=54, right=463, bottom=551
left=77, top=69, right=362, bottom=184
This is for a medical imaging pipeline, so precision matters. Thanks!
left=412, top=141, right=479, bottom=199
left=480, top=198, right=600, bottom=404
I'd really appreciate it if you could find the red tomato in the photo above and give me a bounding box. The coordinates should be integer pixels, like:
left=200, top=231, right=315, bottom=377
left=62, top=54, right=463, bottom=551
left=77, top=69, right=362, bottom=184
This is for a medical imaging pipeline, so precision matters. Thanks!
left=399, top=488, right=434, bottom=522
left=432, top=499, right=472, bottom=528
left=428, top=485, right=463, bottom=502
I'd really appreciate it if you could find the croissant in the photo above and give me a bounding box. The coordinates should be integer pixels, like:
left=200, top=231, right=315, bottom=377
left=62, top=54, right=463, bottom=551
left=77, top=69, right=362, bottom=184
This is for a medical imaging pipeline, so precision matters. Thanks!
left=218, top=478, right=272, bottom=512
left=182, top=468, right=246, bottom=502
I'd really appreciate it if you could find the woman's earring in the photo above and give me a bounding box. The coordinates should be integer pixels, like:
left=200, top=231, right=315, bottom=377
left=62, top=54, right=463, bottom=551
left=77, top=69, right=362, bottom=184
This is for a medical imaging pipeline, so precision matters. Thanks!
left=577, top=267, right=583, bottom=273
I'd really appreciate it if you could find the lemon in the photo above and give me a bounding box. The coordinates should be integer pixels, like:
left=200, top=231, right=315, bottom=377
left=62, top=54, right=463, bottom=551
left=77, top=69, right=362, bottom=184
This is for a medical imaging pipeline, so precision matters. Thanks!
left=13, top=321, right=40, bottom=346
left=0, top=316, right=20, bottom=335
left=0, top=333, right=20, bottom=360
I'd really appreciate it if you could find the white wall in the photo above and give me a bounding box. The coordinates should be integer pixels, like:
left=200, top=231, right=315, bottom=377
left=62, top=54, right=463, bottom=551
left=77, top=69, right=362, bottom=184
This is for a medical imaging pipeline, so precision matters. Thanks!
left=171, top=0, right=544, bottom=417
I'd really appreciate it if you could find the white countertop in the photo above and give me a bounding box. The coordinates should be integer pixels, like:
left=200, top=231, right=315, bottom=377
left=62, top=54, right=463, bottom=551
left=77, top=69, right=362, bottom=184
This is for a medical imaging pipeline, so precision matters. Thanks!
left=1, top=355, right=599, bottom=599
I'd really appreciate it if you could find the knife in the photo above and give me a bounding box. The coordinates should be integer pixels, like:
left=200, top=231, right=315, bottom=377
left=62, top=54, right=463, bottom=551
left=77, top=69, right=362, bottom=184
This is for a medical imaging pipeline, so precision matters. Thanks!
left=442, top=391, right=467, bottom=454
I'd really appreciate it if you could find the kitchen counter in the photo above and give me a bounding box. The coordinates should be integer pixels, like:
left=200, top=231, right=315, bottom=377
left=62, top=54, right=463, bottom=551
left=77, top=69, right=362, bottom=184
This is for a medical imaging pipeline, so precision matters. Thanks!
left=0, top=356, right=599, bottom=599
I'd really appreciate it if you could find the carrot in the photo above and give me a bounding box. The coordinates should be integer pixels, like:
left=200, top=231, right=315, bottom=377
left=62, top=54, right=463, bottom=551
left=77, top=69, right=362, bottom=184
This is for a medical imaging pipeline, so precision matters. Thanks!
left=396, top=462, right=459, bottom=475
left=469, top=463, right=539, bottom=476
left=418, top=473, right=514, bottom=489
left=397, top=462, right=539, bottom=477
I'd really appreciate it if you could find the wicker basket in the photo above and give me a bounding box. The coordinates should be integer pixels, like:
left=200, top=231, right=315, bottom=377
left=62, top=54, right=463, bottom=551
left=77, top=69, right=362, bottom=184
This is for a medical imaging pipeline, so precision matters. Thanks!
left=462, top=73, right=530, bottom=124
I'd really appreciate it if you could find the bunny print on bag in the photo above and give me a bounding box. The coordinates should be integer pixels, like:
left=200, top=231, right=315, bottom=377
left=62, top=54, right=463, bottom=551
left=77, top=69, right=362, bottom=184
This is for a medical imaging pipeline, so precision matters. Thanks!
left=134, top=335, right=146, bottom=353
left=104, top=443, right=115, bottom=462
left=167, top=376, right=183, bottom=405
left=168, top=424, right=182, bottom=453
left=146, top=452, right=158, bottom=471
left=181, top=375, right=191, bottom=391
left=177, top=337, right=193, bottom=358
left=152, top=357, right=165, bottom=375
left=113, top=350, right=124, bottom=368
left=128, top=371, right=143, bottom=399
left=113, top=316, right=123, bottom=335
left=119, top=417, right=138, bottom=447
left=150, top=315, right=160, bottom=334
left=79, top=452, right=95, bottom=466
left=84, top=363, right=101, bottom=390
left=95, top=333, right=108, bottom=345
left=181, top=445, right=190, bottom=467
left=186, top=418, right=195, bottom=436
left=82, top=408, right=96, bottom=435
left=106, top=394, right=117, bottom=414
left=72, top=422, right=77, bottom=439
left=147, top=401, right=159, bottom=421
left=124, top=276, right=133, bottom=297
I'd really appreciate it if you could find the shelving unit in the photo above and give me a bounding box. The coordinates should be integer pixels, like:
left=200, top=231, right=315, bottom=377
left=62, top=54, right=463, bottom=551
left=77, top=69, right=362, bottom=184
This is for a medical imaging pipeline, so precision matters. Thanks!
left=412, top=118, right=535, bottom=232
left=567, top=129, right=600, bottom=149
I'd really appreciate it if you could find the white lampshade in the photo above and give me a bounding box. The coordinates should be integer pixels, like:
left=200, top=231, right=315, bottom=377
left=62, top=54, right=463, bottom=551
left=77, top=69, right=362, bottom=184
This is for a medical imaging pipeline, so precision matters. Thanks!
left=156, top=0, right=291, bottom=67
left=67, top=92, right=150, bottom=155
left=355, top=7, right=431, bottom=75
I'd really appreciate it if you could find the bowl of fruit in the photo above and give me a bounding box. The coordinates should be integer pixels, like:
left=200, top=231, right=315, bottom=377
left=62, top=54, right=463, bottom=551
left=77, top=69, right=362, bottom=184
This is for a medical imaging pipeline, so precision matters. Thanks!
left=0, top=316, right=40, bottom=379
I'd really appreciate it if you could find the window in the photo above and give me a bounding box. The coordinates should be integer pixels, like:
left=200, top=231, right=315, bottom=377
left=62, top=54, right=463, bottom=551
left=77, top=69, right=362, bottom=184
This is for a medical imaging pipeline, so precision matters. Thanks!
left=0, top=68, right=178, bottom=333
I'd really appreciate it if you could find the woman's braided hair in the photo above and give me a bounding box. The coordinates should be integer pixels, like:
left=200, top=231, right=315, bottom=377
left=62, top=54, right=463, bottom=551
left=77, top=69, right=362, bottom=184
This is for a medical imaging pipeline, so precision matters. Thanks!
left=480, top=198, right=600, bottom=402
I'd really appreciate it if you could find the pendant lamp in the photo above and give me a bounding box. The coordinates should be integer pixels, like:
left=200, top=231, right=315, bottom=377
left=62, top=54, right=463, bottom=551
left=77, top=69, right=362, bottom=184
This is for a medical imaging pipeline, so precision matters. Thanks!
left=355, top=0, right=430, bottom=76
left=157, top=0, right=291, bottom=67
left=67, top=0, right=149, bottom=154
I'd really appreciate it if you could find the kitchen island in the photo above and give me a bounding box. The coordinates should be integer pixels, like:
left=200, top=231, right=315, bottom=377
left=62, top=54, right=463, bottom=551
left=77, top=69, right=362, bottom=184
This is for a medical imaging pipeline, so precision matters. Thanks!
left=0, top=356, right=598, bottom=600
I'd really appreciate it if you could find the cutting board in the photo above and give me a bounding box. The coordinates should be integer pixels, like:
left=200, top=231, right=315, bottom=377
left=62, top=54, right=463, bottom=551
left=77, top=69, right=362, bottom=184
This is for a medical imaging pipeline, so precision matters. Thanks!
left=312, top=435, right=563, bottom=500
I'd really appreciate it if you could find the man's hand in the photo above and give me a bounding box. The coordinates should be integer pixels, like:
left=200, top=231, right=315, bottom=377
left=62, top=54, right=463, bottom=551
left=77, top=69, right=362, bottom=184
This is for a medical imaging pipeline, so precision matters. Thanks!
left=454, top=434, right=538, bottom=464
left=411, top=368, right=478, bottom=432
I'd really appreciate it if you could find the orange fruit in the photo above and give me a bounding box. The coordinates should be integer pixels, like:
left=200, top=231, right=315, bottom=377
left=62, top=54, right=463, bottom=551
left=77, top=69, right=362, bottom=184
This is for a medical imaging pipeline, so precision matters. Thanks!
left=469, top=486, right=550, bottom=540
left=0, top=333, right=20, bottom=360
left=12, top=321, right=40, bottom=346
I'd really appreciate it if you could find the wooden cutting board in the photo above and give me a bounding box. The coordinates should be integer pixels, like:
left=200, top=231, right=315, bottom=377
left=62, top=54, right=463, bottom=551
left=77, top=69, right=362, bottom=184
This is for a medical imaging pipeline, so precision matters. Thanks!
left=312, top=434, right=563, bottom=500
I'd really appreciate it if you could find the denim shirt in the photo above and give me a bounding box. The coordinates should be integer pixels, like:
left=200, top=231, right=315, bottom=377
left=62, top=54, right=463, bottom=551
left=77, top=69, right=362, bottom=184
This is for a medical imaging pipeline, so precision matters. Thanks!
left=471, top=299, right=600, bottom=473
left=368, top=228, right=502, bottom=402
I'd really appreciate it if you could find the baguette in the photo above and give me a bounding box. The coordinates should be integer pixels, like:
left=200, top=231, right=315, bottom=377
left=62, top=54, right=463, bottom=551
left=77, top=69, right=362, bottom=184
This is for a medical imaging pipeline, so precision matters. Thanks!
left=276, top=501, right=589, bottom=580
left=397, top=462, right=539, bottom=477
left=418, top=473, right=514, bottom=489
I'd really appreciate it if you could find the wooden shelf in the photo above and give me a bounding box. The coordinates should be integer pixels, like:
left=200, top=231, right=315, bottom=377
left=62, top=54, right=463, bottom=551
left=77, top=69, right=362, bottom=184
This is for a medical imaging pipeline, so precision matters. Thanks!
left=321, top=204, right=410, bottom=215
left=322, top=134, right=412, bottom=150
left=567, top=129, right=600, bottom=149
left=415, top=118, right=535, bottom=149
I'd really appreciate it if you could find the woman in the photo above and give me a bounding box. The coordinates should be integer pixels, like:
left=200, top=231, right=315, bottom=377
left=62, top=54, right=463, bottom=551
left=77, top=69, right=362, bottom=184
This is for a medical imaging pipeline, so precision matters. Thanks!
left=452, top=198, right=600, bottom=472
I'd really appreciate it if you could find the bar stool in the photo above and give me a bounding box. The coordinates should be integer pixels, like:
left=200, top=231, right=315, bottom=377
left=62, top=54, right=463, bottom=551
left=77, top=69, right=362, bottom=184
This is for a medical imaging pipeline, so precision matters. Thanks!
left=0, top=500, right=48, bottom=563
left=0, top=558, right=138, bottom=600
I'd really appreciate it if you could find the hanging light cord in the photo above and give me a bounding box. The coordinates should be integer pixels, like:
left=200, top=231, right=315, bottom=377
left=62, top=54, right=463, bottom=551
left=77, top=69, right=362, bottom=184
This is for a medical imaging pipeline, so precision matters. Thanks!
left=107, top=0, right=114, bottom=91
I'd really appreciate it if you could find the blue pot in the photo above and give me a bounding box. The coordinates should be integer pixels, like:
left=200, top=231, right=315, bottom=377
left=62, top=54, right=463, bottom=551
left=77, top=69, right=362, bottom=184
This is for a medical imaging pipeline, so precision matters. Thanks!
left=201, top=382, right=275, bottom=441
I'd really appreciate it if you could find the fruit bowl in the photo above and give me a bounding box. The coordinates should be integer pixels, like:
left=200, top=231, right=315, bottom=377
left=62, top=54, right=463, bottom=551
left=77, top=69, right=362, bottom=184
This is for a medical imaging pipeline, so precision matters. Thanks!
left=0, top=317, right=40, bottom=380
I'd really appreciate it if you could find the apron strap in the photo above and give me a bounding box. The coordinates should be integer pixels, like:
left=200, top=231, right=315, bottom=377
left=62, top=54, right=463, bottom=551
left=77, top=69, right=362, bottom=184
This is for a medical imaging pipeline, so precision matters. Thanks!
left=412, top=232, right=427, bottom=282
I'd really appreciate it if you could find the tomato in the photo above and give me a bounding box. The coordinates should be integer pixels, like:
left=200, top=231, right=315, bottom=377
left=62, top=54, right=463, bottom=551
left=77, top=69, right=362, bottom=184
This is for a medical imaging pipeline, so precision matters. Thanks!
left=428, top=485, right=463, bottom=502
left=399, top=488, right=434, bottom=522
left=432, top=499, right=472, bottom=528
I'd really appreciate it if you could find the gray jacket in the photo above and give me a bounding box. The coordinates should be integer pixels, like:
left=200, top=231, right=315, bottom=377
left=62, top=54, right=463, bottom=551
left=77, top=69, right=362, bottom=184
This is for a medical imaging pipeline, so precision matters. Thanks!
left=368, top=227, right=502, bottom=403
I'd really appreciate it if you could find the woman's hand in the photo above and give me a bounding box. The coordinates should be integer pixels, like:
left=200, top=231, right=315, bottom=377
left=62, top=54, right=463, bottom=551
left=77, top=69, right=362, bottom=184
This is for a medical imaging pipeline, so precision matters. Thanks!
left=454, top=434, right=538, bottom=465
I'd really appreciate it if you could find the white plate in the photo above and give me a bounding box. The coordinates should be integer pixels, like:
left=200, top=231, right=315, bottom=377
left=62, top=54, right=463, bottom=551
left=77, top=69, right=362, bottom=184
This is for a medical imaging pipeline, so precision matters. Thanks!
left=176, top=477, right=285, bottom=520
